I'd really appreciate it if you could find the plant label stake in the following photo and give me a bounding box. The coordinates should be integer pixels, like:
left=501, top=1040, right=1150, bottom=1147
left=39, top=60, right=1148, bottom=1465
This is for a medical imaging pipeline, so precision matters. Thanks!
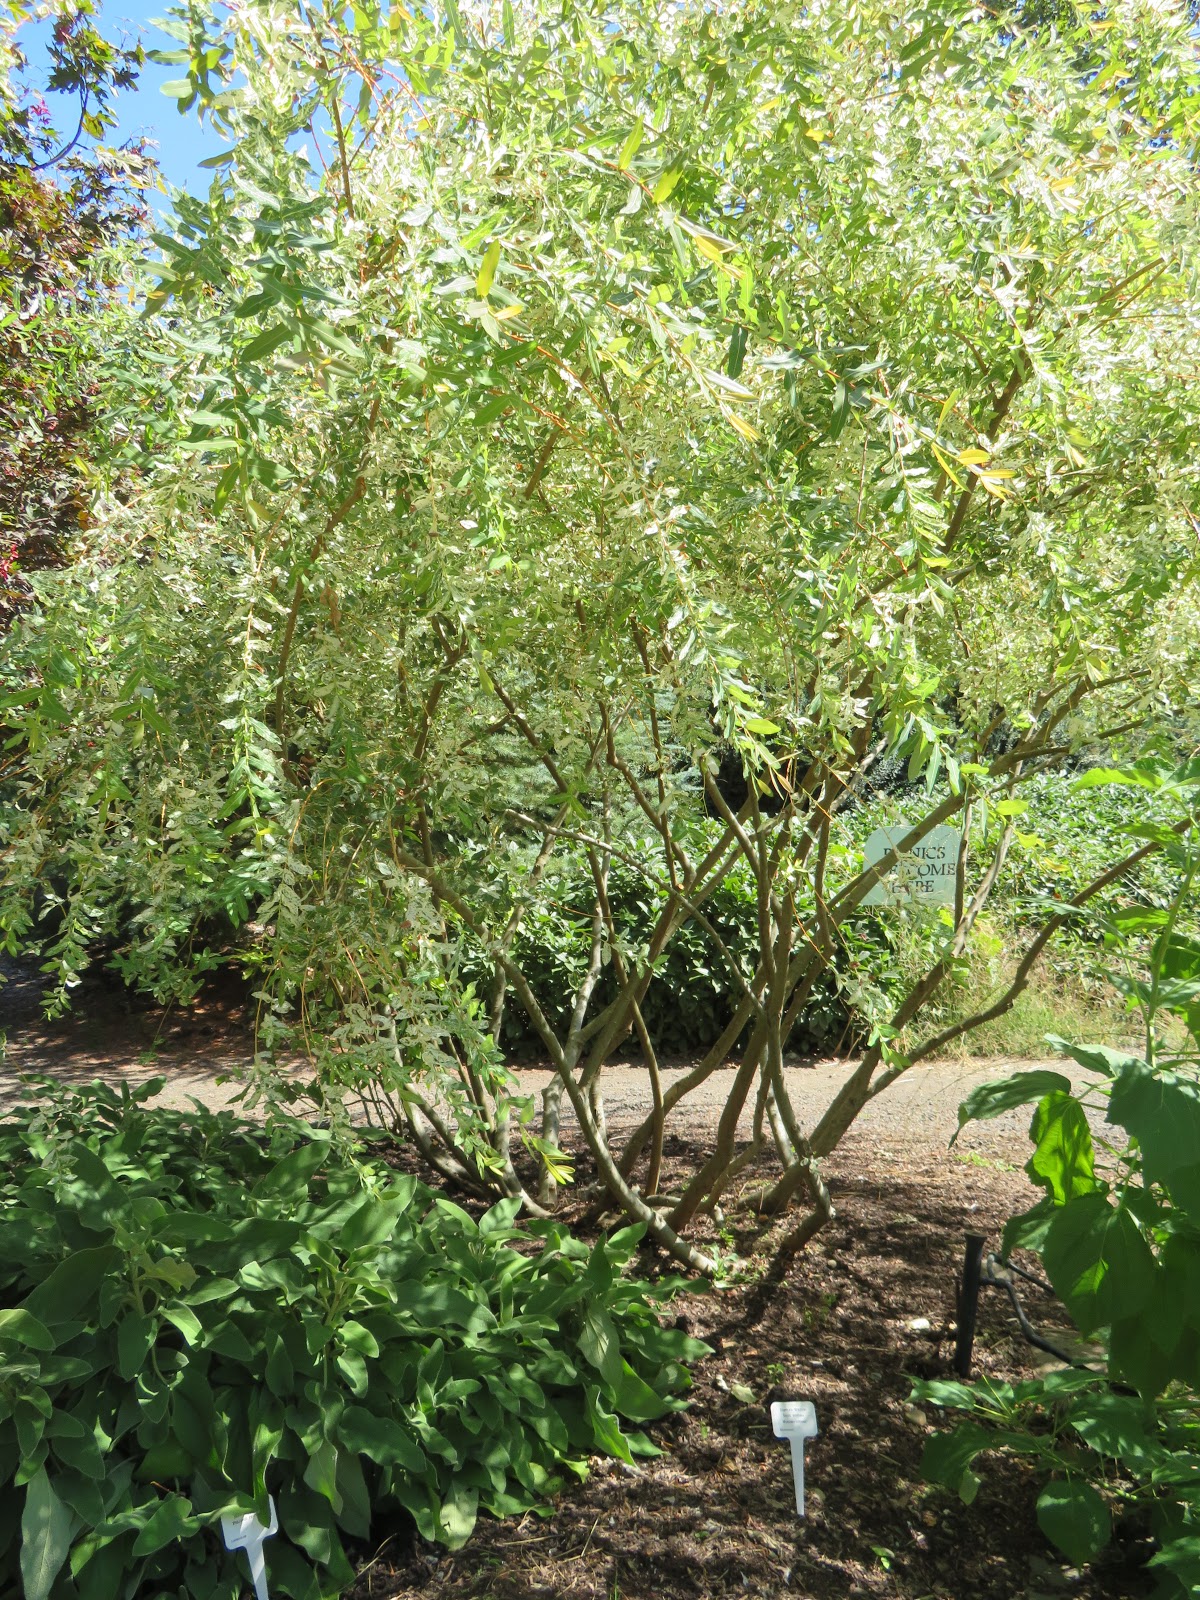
left=770, top=1400, right=818, bottom=1516
left=221, top=1496, right=278, bottom=1600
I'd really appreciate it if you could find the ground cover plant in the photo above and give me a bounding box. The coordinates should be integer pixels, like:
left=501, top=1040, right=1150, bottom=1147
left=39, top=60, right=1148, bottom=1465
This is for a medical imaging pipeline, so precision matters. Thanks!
left=917, top=807, right=1200, bottom=1595
left=2, top=0, right=1199, bottom=1276
left=0, top=1078, right=705, bottom=1600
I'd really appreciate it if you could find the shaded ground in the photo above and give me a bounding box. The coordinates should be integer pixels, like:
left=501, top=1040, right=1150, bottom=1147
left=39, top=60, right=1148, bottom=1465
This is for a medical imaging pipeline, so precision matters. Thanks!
left=1, top=965, right=1142, bottom=1598
left=349, top=1139, right=1146, bottom=1600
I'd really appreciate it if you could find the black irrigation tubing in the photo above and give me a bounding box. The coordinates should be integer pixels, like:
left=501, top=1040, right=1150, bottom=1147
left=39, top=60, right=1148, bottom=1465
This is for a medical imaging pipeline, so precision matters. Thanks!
left=952, top=1233, right=1082, bottom=1377
left=981, top=1256, right=1079, bottom=1370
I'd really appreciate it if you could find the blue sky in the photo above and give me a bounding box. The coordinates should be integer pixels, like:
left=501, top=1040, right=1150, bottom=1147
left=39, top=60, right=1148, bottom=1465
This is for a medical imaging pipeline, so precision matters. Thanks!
left=106, top=0, right=226, bottom=197
left=23, top=0, right=227, bottom=201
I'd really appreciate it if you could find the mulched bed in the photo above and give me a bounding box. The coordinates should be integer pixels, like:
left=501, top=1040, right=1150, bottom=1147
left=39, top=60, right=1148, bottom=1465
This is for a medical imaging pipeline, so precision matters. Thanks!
left=349, top=1134, right=1151, bottom=1600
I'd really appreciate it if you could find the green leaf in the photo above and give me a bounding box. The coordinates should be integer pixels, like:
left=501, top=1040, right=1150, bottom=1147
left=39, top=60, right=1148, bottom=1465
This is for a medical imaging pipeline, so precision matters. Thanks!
left=1047, top=1039, right=1141, bottom=1079
left=1041, top=1192, right=1155, bottom=1336
left=617, top=119, right=645, bottom=171
left=953, top=1072, right=1072, bottom=1144
left=20, top=1469, right=74, bottom=1600
left=921, top=1422, right=991, bottom=1499
left=1149, top=1537, right=1200, bottom=1591
left=1027, top=1092, right=1097, bottom=1205
left=726, top=324, right=748, bottom=379
left=337, top=1185, right=415, bottom=1251
left=651, top=159, right=685, bottom=204
left=829, top=378, right=850, bottom=440
left=1156, top=932, right=1200, bottom=1040
left=0, top=1309, right=55, bottom=1351
left=250, top=1139, right=330, bottom=1201
left=241, top=323, right=294, bottom=363
left=476, top=240, right=501, bottom=298
left=1067, top=1392, right=1156, bottom=1468
left=24, top=1248, right=122, bottom=1325
left=336, top=1406, right=426, bottom=1472
left=585, top=1386, right=633, bottom=1464
left=579, top=1308, right=623, bottom=1386
left=1001, top=1196, right=1056, bottom=1257
left=132, top=1494, right=197, bottom=1556
left=303, top=1441, right=342, bottom=1511
left=1109, top=1060, right=1200, bottom=1224
left=117, top=1314, right=156, bottom=1381
left=438, top=1480, right=478, bottom=1549
left=304, top=318, right=359, bottom=358
left=1035, top=1480, right=1111, bottom=1565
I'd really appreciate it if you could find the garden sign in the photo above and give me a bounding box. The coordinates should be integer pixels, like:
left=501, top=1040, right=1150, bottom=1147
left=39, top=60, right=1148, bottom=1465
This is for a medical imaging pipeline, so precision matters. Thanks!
left=861, top=825, right=963, bottom=909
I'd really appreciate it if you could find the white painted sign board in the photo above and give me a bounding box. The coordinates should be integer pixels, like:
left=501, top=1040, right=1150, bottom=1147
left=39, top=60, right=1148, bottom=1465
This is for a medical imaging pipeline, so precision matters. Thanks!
left=770, top=1400, right=819, bottom=1516
left=862, top=824, right=962, bottom=908
left=221, top=1497, right=278, bottom=1600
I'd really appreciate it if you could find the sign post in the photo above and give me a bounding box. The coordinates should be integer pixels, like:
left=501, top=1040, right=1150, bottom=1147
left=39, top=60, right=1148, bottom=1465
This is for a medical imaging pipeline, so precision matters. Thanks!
left=862, top=824, right=962, bottom=909
left=221, top=1497, right=278, bottom=1600
left=770, top=1400, right=819, bottom=1516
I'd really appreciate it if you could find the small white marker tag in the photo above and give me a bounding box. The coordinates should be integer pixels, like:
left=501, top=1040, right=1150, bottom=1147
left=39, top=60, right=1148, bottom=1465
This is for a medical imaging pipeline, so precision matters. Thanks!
left=221, top=1496, right=278, bottom=1600
left=770, top=1400, right=818, bottom=1517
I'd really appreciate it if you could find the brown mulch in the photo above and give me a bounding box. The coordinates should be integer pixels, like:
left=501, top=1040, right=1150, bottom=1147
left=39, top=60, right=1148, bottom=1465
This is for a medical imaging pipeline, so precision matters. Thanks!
left=346, top=1137, right=1151, bottom=1600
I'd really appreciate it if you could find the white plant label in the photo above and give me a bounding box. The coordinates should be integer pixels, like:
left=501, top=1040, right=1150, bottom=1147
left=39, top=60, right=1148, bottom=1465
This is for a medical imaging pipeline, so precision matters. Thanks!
left=770, top=1400, right=819, bottom=1517
left=862, top=824, right=962, bottom=908
left=221, top=1496, right=278, bottom=1600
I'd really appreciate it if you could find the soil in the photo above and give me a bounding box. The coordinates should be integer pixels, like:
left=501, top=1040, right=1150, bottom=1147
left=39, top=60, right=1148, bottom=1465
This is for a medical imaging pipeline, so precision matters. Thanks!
left=343, top=1136, right=1150, bottom=1600
left=0, top=965, right=1148, bottom=1599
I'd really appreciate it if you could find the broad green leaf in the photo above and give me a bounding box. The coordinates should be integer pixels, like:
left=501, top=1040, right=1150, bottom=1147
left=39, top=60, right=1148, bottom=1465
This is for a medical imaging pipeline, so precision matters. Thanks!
left=117, top=1314, right=156, bottom=1381
left=1041, top=1192, right=1155, bottom=1336
left=921, top=1422, right=991, bottom=1500
left=0, top=1310, right=55, bottom=1351
left=336, top=1406, right=426, bottom=1472
left=20, top=1469, right=74, bottom=1600
left=303, top=1442, right=342, bottom=1511
left=1109, top=1061, right=1200, bottom=1224
left=953, top=1072, right=1072, bottom=1144
left=1035, top=1480, right=1111, bottom=1565
left=250, top=1140, right=330, bottom=1200
left=131, top=1494, right=198, bottom=1556
left=24, top=1248, right=122, bottom=1326
left=1027, top=1092, right=1097, bottom=1205
left=438, top=1480, right=478, bottom=1549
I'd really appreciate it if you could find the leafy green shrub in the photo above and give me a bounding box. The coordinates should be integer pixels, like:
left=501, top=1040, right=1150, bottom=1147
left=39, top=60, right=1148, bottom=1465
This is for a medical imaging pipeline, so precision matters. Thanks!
left=916, top=840, right=1200, bottom=1594
left=0, top=1079, right=706, bottom=1600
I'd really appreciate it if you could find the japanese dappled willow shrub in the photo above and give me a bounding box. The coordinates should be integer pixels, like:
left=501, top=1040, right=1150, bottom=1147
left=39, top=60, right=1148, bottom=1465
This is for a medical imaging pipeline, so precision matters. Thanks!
left=1, top=0, right=1199, bottom=1266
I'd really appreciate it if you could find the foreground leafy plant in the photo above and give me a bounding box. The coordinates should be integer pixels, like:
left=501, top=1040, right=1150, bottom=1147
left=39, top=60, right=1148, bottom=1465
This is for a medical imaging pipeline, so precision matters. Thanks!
left=917, top=804, right=1200, bottom=1593
left=0, top=1079, right=706, bottom=1599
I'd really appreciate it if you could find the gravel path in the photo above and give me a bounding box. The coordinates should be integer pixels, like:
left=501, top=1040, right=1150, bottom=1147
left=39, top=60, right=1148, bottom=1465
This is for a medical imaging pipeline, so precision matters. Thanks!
left=0, top=1024, right=1106, bottom=1160
left=1, top=956, right=1117, bottom=1152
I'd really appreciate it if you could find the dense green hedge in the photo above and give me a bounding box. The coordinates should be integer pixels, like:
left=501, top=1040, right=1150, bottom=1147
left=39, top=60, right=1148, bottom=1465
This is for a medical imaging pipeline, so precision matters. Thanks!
left=0, top=1079, right=706, bottom=1599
